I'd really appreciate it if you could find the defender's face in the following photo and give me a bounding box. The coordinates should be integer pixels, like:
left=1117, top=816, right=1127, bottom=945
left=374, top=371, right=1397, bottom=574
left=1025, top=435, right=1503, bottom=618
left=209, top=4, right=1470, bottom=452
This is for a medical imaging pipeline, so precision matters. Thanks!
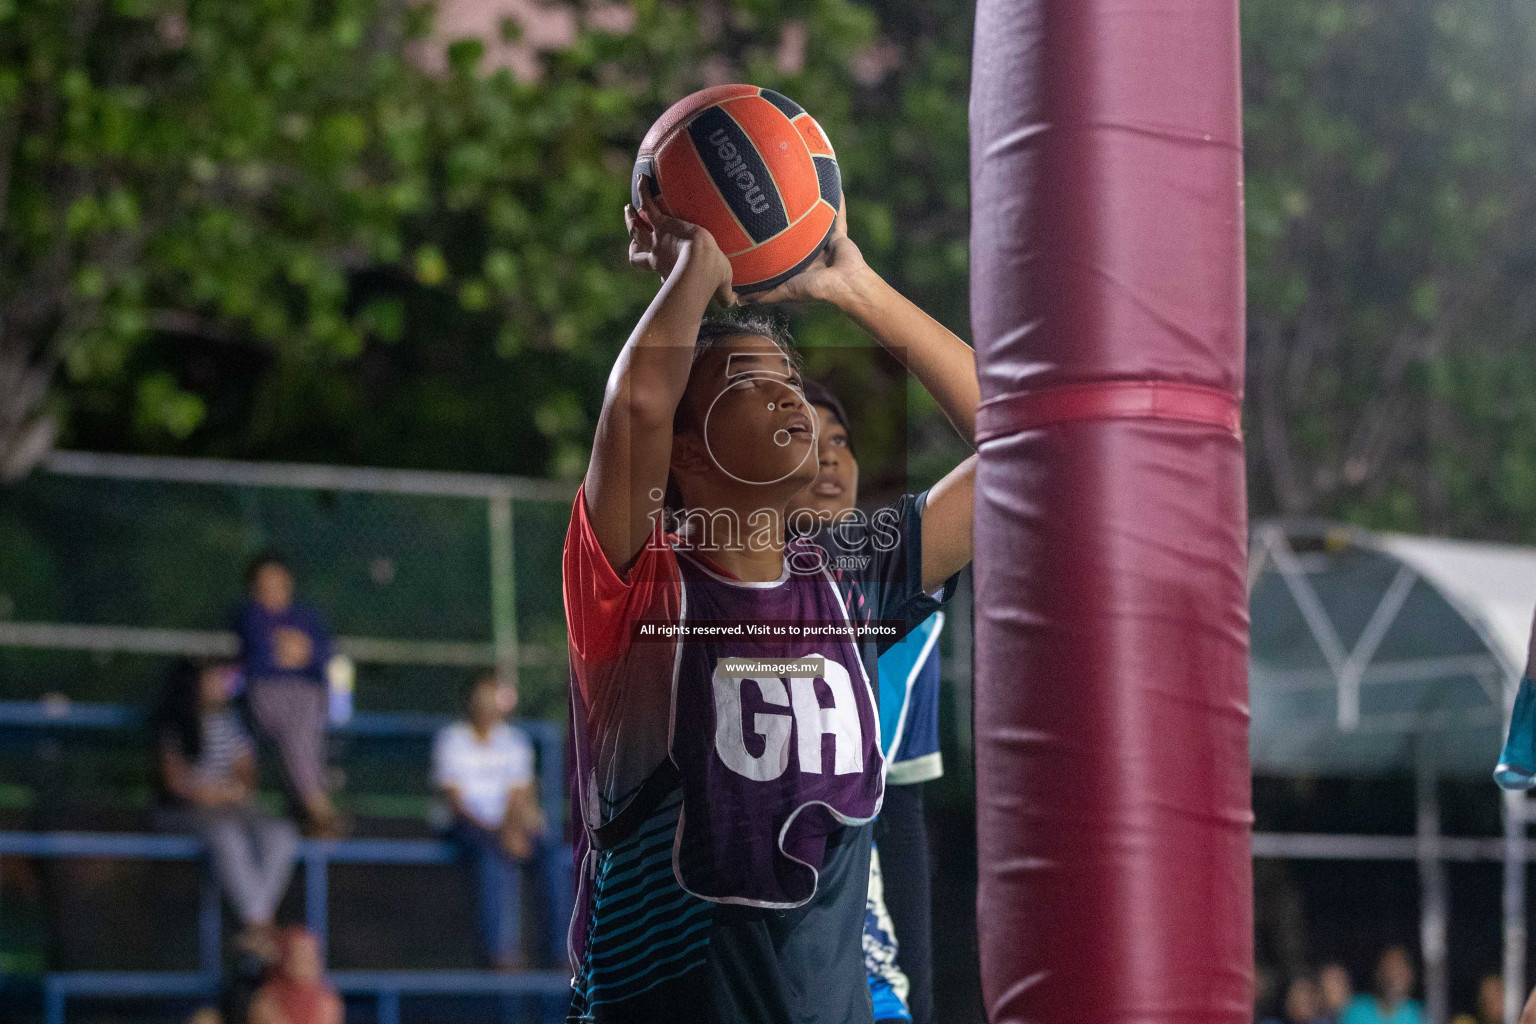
left=787, top=404, right=859, bottom=520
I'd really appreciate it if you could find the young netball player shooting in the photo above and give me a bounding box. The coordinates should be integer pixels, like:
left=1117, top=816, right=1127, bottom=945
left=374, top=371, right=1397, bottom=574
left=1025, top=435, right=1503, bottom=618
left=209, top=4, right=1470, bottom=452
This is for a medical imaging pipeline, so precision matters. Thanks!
left=561, top=180, right=976, bottom=1023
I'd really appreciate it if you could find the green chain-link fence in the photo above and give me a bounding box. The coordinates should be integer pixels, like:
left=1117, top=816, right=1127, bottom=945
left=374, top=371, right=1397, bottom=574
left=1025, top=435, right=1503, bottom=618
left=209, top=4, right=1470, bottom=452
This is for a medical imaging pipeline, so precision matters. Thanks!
left=0, top=452, right=575, bottom=815
left=0, top=452, right=574, bottom=710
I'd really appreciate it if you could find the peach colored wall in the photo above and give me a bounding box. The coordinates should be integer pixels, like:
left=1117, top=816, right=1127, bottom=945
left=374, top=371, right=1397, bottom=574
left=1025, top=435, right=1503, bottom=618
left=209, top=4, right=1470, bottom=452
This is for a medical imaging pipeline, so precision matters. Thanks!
left=415, top=2, right=883, bottom=85
left=418, top=0, right=635, bottom=79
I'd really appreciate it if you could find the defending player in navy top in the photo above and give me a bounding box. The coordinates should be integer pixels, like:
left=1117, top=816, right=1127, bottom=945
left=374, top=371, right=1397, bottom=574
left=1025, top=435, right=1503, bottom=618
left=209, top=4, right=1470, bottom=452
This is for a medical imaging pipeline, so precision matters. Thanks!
left=563, top=181, right=977, bottom=1023
left=788, top=380, right=951, bottom=1024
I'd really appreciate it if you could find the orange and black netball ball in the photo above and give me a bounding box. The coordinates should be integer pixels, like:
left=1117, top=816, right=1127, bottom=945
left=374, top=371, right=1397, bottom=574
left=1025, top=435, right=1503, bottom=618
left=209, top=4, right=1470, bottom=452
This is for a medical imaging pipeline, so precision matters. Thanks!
left=632, top=85, right=841, bottom=294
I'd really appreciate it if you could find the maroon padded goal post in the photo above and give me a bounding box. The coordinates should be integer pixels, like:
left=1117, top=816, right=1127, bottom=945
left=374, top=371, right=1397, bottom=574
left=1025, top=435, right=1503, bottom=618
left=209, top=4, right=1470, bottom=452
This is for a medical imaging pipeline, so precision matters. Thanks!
left=968, top=1, right=1254, bottom=1021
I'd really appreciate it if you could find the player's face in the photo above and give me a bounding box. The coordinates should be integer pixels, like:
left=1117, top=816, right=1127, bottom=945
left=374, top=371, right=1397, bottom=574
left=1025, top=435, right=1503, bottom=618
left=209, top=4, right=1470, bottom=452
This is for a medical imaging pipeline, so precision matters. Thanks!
left=681, top=334, right=817, bottom=496
left=787, top=404, right=858, bottom=519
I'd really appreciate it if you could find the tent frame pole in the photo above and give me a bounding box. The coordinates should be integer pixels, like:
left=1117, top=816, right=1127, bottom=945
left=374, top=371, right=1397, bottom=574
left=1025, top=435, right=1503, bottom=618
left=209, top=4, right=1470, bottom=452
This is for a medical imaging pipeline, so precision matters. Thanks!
left=1416, top=745, right=1449, bottom=1024
left=1504, top=786, right=1526, bottom=1024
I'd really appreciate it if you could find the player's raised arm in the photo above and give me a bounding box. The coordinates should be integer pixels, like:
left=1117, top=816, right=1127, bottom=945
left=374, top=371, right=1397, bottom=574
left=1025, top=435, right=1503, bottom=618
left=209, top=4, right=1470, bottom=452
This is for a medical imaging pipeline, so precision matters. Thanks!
left=747, top=197, right=979, bottom=443
left=585, top=190, right=735, bottom=574
left=747, top=198, right=978, bottom=591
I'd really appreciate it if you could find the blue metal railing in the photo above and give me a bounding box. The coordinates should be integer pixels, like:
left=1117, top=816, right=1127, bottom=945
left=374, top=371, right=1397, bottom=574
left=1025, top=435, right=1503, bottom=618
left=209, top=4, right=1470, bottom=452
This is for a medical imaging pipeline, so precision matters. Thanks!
left=0, top=830, right=573, bottom=961
left=0, top=699, right=567, bottom=835
left=31, top=968, right=573, bottom=1024
left=0, top=831, right=576, bottom=1023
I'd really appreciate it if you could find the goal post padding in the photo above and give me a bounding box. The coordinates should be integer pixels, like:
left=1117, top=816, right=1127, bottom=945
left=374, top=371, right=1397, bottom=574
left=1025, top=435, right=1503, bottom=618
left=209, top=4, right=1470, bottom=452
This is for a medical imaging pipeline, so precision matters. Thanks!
left=968, top=1, right=1253, bottom=1020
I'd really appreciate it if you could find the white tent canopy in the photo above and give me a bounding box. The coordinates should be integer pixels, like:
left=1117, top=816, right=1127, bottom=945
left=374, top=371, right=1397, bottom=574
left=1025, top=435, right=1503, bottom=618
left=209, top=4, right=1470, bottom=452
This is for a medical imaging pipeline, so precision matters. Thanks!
left=1377, top=533, right=1536, bottom=680
left=1248, top=521, right=1535, bottom=777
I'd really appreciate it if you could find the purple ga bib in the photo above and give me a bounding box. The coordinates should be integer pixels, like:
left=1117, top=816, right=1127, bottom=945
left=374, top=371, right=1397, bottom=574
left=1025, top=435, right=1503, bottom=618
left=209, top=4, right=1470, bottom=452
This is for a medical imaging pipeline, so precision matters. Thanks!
left=668, top=542, right=884, bottom=907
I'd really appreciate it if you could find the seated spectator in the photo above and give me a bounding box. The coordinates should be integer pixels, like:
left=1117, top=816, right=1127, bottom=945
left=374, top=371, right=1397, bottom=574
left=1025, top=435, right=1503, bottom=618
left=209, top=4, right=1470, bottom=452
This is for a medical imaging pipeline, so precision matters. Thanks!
left=1319, top=963, right=1355, bottom=1024
left=248, top=928, right=342, bottom=1024
left=153, top=659, right=298, bottom=952
left=1451, top=974, right=1504, bottom=1024
left=433, top=672, right=549, bottom=970
left=1261, top=974, right=1330, bottom=1024
left=1341, top=947, right=1424, bottom=1024
left=235, top=552, right=342, bottom=838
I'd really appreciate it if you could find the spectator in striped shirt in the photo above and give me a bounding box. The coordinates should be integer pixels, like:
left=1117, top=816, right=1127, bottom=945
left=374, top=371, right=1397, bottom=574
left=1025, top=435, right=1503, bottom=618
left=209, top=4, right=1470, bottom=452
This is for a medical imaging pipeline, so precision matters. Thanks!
left=154, top=658, right=299, bottom=952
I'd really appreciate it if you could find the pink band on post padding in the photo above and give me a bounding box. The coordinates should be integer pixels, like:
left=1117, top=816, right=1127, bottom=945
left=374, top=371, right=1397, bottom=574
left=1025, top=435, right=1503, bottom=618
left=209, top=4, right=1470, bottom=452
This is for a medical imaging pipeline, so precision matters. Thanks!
left=975, top=381, right=1242, bottom=445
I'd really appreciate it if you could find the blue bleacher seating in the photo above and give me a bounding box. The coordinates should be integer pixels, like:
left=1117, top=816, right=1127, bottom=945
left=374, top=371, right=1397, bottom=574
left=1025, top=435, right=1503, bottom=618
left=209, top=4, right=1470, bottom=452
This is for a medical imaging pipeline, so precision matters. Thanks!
left=0, top=700, right=575, bottom=1024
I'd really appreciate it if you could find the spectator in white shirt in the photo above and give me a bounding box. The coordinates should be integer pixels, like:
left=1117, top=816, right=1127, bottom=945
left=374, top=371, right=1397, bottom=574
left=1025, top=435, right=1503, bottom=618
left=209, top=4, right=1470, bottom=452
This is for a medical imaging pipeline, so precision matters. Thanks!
left=433, top=672, right=548, bottom=969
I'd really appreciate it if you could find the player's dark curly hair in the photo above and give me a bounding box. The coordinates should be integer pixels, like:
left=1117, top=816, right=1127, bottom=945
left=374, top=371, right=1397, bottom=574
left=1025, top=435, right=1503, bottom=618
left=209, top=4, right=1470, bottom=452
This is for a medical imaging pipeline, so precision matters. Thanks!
left=672, top=311, right=797, bottom=433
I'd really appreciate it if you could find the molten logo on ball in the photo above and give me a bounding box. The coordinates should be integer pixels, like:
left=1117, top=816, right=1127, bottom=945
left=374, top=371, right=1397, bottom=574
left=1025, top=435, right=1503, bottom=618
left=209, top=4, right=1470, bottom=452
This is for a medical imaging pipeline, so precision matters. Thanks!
left=708, top=128, right=773, bottom=216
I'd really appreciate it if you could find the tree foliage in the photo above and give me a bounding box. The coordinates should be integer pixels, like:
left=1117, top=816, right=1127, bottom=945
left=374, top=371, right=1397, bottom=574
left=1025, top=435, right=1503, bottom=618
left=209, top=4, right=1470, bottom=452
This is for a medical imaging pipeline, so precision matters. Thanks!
left=12, top=0, right=1535, bottom=542
left=2, top=0, right=980, bottom=488
left=3, top=0, right=429, bottom=472
left=1243, top=0, right=1536, bottom=540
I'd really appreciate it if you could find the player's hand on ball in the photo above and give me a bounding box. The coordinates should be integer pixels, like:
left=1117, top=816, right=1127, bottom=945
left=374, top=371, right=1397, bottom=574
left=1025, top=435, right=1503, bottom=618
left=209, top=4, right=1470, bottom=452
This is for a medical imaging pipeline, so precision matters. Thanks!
left=626, top=184, right=736, bottom=306
left=742, top=193, right=868, bottom=307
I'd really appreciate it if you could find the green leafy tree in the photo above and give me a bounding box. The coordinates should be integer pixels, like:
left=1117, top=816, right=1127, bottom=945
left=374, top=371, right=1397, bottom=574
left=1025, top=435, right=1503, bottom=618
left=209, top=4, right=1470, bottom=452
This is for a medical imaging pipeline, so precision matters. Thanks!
left=1, top=0, right=437, bottom=475
left=1243, top=0, right=1536, bottom=540
left=2, top=0, right=916, bottom=480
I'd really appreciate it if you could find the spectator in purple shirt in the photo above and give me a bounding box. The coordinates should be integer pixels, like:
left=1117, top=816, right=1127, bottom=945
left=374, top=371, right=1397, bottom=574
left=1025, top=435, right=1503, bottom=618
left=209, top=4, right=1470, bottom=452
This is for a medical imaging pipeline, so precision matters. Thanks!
left=235, top=552, right=341, bottom=838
